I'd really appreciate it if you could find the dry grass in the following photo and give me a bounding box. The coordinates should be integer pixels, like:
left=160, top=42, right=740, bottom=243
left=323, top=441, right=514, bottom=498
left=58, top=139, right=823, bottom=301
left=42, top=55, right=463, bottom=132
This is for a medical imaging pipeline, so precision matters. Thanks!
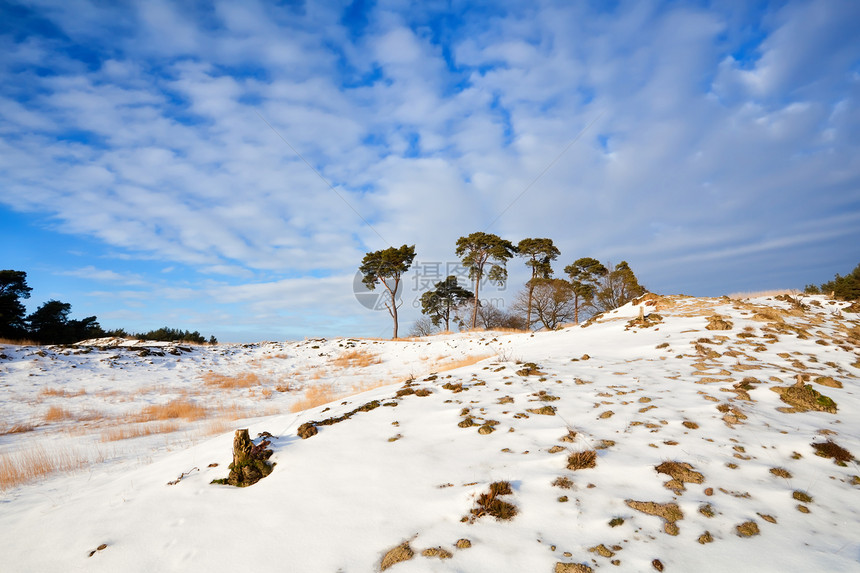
left=200, top=418, right=233, bottom=436
left=434, top=354, right=494, bottom=373
left=469, top=481, right=518, bottom=521
left=0, top=337, right=40, bottom=346
left=135, top=399, right=207, bottom=422
left=332, top=349, right=381, bottom=368
left=43, top=406, right=74, bottom=423
left=726, top=289, right=799, bottom=300
left=39, top=387, right=86, bottom=398
left=0, top=444, right=97, bottom=490
left=202, top=371, right=262, bottom=389
left=100, top=421, right=181, bottom=442
left=290, top=383, right=342, bottom=412
left=567, top=450, right=598, bottom=470
left=0, top=423, right=35, bottom=435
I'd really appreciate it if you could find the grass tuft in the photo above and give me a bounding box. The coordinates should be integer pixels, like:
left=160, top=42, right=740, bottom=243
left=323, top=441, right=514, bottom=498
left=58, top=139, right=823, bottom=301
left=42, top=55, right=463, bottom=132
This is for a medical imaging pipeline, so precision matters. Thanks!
left=0, top=444, right=97, bottom=490
left=290, top=383, right=342, bottom=412
left=567, top=450, right=597, bottom=470
left=332, top=349, right=381, bottom=368
left=202, top=371, right=261, bottom=389
left=468, top=481, right=517, bottom=521
left=136, top=399, right=207, bottom=421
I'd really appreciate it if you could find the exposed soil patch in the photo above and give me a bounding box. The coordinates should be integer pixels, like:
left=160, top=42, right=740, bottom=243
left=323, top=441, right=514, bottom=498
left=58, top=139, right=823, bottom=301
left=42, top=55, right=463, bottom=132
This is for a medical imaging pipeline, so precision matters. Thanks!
left=527, top=405, right=557, bottom=416
left=772, top=384, right=837, bottom=413
left=813, top=376, right=842, bottom=389
left=554, top=563, right=593, bottom=573
left=736, top=521, right=760, bottom=537
left=706, top=315, right=733, bottom=330
left=625, top=500, right=684, bottom=535
left=811, top=440, right=853, bottom=464
left=296, top=399, right=382, bottom=439
left=655, top=461, right=704, bottom=493
left=381, top=542, right=414, bottom=570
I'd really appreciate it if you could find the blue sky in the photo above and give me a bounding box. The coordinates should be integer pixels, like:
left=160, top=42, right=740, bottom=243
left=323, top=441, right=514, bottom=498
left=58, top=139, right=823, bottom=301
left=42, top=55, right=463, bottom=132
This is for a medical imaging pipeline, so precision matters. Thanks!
left=1, top=0, right=858, bottom=342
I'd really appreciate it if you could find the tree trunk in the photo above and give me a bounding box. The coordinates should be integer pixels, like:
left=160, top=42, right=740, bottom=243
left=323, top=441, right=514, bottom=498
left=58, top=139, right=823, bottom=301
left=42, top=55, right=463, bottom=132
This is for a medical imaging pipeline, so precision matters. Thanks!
left=471, top=275, right=481, bottom=329
left=526, top=283, right=534, bottom=331
left=391, top=289, right=399, bottom=339
left=232, top=428, right=253, bottom=468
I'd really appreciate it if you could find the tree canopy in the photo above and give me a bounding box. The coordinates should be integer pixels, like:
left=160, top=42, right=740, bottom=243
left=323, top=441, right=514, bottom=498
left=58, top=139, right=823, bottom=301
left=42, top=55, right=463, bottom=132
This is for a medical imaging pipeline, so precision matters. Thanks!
left=805, top=262, right=860, bottom=301
left=593, top=261, right=646, bottom=312
left=419, top=275, right=474, bottom=332
left=0, top=270, right=32, bottom=339
left=517, top=238, right=560, bottom=330
left=358, top=244, right=417, bottom=339
left=564, top=257, right=608, bottom=323
left=455, top=232, right=517, bottom=328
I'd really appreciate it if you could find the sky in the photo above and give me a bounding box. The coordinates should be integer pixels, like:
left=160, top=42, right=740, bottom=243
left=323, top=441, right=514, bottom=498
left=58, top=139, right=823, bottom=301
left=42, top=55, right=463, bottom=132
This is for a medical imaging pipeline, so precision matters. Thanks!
left=1, top=0, right=858, bottom=342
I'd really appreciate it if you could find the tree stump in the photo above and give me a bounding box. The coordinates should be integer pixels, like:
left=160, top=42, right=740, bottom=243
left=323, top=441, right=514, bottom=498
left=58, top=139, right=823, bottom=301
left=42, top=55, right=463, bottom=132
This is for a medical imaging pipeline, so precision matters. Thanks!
left=213, top=429, right=274, bottom=487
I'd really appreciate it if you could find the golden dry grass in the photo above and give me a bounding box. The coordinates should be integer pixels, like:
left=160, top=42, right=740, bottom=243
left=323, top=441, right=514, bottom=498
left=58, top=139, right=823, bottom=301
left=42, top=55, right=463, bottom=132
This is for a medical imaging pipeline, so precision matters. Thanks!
left=201, top=371, right=262, bottom=389
left=39, top=387, right=86, bottom=398
left=100, top=421, right=181, bottom=442
left=135, top=399, right=207, bottom=422
left=434, top=354, right=494, bottom=373
left=0, top=423, right=35, bottom=435
left=200, top=418, right=233, bottom=436
left=332, top=349, right=381, bottom=368
left=0, top=444, right=97, bottom=490
left=290, top=383, right=342, bottom=412
left=43, top=406, right=74, bottom=423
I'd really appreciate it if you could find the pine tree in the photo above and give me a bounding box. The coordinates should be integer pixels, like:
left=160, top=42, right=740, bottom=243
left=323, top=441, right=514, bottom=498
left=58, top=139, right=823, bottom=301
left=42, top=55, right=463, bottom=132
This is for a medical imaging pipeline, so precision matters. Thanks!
left=594, top=261, right=646, bottom=312
left=358, top=245, right=417, bottom=339
left=517, top=238, right=560, bottom=330
left=419, top=275, right=474, bottom=331
left=455, top=232, right=517, bottom=329
left=563, top=258, right=607, bottom=323
left=0, top=270, right=32, bottom=339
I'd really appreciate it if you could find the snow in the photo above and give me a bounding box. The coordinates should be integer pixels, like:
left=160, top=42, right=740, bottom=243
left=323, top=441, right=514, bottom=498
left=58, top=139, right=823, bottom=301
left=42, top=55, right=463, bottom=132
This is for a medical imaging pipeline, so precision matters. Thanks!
left=1, top=294, right=859, bottom=572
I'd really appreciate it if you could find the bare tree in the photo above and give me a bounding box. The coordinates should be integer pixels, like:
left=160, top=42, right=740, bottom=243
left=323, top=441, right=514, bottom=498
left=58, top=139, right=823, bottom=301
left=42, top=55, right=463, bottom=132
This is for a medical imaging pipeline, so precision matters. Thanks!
left=511, top=279, right=575, bottom=330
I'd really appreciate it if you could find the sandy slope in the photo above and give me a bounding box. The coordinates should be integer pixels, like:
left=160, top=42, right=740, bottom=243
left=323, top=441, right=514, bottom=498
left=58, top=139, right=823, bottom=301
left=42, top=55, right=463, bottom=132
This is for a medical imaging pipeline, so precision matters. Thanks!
left=1, top=294, right=859, bottom=572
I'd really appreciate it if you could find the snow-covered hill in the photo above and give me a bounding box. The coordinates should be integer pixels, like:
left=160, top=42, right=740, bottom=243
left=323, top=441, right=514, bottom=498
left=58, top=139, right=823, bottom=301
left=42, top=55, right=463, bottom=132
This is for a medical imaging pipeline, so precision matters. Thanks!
left=1, top=294, right=858, bottom=572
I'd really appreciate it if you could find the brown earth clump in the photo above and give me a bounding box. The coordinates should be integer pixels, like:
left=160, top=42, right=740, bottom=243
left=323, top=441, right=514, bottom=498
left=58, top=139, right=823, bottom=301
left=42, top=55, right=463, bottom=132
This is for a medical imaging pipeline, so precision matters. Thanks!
left=811, top=440, right=853, bottom=464
left=706, top=315, right=733, bottom=330
left=381, top=542, right=414, bottom=570
left=555, top=563, right=593, bottom=573
left=736, top=521, right=760, bottom=537
left=772, top=384, right=837, bottom=413
left=655, top=461, right=705, bottom=492
left=813, top=376, right=842, bottom=388
left=625, top=500, right=684, bottom=535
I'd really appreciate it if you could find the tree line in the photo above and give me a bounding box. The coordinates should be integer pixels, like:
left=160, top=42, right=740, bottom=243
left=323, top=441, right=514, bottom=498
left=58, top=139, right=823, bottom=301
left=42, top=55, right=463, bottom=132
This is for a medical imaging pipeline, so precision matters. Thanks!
left=0, top=270, right=216, bottom=345
left=359, top=232, right=647, bottom=339
left=804, top=262, right=860, bottom=301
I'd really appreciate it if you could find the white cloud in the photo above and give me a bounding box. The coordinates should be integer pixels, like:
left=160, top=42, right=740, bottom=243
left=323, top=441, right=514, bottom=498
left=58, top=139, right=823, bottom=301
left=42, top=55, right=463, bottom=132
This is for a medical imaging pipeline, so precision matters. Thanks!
left=1, top=0, right=858, bottom=340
